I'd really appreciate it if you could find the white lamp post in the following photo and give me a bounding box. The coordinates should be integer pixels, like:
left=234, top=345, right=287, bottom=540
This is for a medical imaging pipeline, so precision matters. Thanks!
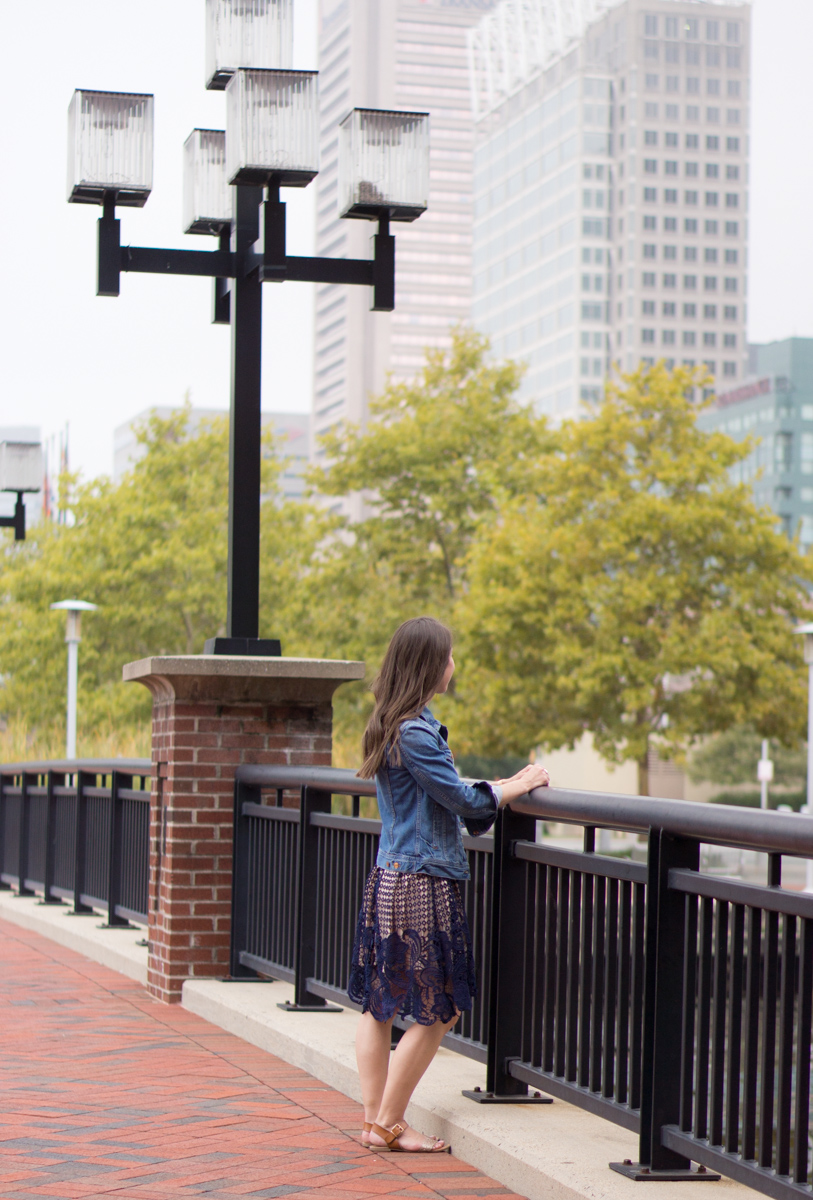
left=757, top=739, right=773, bottom=810
left=795, top=622, right=813, bottom=891
left=50, top=600, right=97, bottom=760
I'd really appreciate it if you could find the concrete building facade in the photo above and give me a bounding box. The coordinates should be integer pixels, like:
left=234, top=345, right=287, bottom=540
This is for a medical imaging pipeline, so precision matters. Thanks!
left=469, top=0, right=751, bottom=418
left=312, top=0, right=497, bottom=467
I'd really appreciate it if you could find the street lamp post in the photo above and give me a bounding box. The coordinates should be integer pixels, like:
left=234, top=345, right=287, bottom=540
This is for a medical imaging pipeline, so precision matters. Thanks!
left=68, top=0, right=429, bottom=655
left=50, top=600, right=98, bottom=759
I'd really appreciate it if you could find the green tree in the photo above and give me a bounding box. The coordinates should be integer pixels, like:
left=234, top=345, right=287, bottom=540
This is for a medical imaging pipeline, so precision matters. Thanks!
left=688, top=726, right=807, bottom=789
left=453, top=363, right=811, bottom=792
left=0, top=407, right=322, bottom=747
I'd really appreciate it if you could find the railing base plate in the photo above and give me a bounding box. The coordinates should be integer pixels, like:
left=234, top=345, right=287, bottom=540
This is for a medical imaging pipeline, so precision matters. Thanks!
left=37, top=898, right=65, bottom=907
left=462, top=1089, right=553, bottom=1104
left=277, top=1001, right=343, bottom=1013
left=610, top=1162, right=721, bottom=1182
left=98, top=921, right=137, bottom=929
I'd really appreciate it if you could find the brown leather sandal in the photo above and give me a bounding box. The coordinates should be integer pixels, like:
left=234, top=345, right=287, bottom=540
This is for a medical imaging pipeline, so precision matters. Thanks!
left=361, top=1121, right=373, bottom=1147
left=370, top=1121, right=450, bottom=1153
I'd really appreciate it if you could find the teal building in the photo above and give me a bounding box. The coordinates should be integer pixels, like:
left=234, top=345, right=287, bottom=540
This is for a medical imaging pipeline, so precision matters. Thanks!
left=696, top=338, right=813, bottom=553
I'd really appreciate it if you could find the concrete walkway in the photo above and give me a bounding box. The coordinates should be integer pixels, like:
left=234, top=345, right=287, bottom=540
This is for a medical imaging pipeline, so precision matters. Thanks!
left=0, top=919, right=516, bottom=1200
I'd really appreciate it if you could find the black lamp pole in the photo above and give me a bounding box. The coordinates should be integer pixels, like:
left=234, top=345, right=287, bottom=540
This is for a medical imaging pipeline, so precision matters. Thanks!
left=95, top=180, right=395, bottom=655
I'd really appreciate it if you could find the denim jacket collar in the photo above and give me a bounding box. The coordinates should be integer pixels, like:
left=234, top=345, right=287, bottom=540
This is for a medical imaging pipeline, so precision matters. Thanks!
left=417, top=706, right=448, bottom=743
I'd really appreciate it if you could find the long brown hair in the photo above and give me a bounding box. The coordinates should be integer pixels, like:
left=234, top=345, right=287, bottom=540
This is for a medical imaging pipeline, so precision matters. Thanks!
left=358, top=617, right=453, bottom=778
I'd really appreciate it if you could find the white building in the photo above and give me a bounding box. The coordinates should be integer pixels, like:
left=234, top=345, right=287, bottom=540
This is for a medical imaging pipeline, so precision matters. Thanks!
left=469, top=0, right=751, bottom=418
left=312, top=0, right=497, bottom=469
left=113, top=409, right=311, bottom=502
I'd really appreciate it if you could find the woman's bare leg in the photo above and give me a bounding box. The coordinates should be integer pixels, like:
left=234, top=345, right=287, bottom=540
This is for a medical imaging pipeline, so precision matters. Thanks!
left=355, top=1012, right=395, bottom=1138
left=370, top=1015, right=458, bottom=1150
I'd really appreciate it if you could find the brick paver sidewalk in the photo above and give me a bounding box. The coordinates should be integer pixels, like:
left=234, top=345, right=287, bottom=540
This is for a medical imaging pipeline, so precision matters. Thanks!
left=0, top=919, right=519, bottom=1200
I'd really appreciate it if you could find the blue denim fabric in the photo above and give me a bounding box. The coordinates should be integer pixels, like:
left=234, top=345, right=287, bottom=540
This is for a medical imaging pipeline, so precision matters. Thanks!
left=374, top=707, right=500, bottom=881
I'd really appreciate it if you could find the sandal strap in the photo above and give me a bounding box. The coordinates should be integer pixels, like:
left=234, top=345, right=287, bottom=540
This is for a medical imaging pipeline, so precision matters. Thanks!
left=372, top=1121, right=405, bottom=1148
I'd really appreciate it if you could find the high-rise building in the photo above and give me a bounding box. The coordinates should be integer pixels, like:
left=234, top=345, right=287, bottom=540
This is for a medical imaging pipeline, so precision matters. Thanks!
left=312, top=0, right=497, bottom=474
left=697, top=339, right=813, bottom=554
left=468, top=0, right=751, bottom=418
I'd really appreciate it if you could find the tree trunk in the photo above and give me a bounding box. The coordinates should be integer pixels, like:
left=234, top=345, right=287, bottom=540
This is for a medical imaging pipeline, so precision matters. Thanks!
left=638, top=746, right=650, bottom=796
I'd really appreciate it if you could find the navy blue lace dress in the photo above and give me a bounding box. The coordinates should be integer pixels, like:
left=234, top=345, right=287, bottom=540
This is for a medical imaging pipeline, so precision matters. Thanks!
left=348, top=867, right=476, bottom=1025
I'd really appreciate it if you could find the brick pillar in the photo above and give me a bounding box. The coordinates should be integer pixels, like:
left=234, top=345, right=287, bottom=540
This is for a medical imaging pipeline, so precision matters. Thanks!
left=123, top=655, right=364, bottom=1004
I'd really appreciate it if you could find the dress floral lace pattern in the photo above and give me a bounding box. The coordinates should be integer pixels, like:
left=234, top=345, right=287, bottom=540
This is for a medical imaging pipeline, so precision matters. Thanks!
left=348, top=867, right=476, bottom=1025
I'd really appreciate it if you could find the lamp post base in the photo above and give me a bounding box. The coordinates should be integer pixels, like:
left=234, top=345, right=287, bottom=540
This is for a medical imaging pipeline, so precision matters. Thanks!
left=204, top=637, right=281, bottom=656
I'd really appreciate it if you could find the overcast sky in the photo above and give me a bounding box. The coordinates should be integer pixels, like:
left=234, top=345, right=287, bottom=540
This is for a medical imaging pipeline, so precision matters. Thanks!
left=0, top=0, right=808, bottom=481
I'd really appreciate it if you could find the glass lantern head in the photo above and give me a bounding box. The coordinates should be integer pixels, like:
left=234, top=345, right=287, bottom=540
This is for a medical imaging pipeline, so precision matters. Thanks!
left=338, top=108, right=430, bottom=222
left=226, top=69, right=319, bottom=187
left=0, top=442, right=42, bottom=493
left=183, top=129, right=231, bottom=234
left=206, top=0, right=294, bottom=90
left=67, top=90, right=154, bottom=206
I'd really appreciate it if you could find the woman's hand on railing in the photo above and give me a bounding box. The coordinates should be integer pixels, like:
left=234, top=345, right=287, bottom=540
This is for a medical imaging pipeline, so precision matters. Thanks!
left=493, top=763, right=550, bottom=806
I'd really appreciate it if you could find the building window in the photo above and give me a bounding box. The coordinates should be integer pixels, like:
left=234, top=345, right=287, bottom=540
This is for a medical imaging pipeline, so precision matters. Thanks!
left=724, top=278, right=738, bottom=292
left=705, top=192, right=719, bottom=207
left=684, top=247, right=698, bottom=262
left=725, top=221, right=739, bottom=236
left=707, top=19, right=719, bottom=40
left=666, top=44, right=680, bottom=64
left=683, top=331, right=696, bottom=346
left=687, top=105, right=700, bottom=121
left=582, top=303, right=604, bottom=319
left=728, top=80, right=741, bottom=98
left=666, top=76, right=680, bottom=92
left=686, top=134, right=699, bottom=150
left=707, top=77, right=721, bottom=95
left=642, top=329, right=655, bottom=343
left=664, top=273, right=677, bottom=288
left=644, top=215, right=657, bottom=230
left=643, top=244, right=657, bottom=259
left=666, top=103, right=679, bottom=119
left=685, top=190, right=698, bottom=205
left=704, top=360, right=717, bottom=374
left=645, top=102, right=659, bottom=118
left=723, top=333, right=737, bottom=348
left=726, top=193, right=739, bottom=208
left=644, top=187, right=657, bottom=202
left=663, top=330, right=676, bottom=345
left=724, top=305, right=737, bottom=319
left=721, top=362, right=736, bottom=379
left=727, top=21, right=740, bottom=43
left=726, top=165, right=740, bottom=180
left=704, top=304, right=717, bottom=318
left=664, top=246, right=677, bottom=260
left=665, top=188, right=678, bottom=203
left=684, top=275, right=697, bottom=289
left=684, top=303, right=697, bottom=317
left=645, top=159, right=658, bottom=174
left=803, top=434, right=813, bottom=475
left=643, top=272, right=656, bottom=286
left=686, top=162, right=699, bottom=177
left=645, top=130, right=658, bottom=145
left=685, top=18, right=699, bottom=39
left=706, top=220, right=719, bottom=235
left=707, top=107, right=720, bottom=123
left=687, top=77, right=700, bottom=94
left=665, top=161, right=678, bottom=175
left=725, top=249, right=738, bottom=264
left=704, top=332, right=717, bottom=347
left=706, top=163, right=719, bottom=178
left=663, top=302, right=676, bottom=316
left=726, top=137, right=740, bottom=152
left=646, top=74, right=659, bottom=90
left=726, top=109, right=741, bottom=125
left=645, top=14, right=658, bottom=34
left=580, top=358, right=590, bottom=375
left=664, top=217, right=677, bottom=231
left=727, top=48, right=741, bottom=69
left=645, top=41, right=659, bottom=60
left=705, top=248, right=718, bottom=263
left=704, top=276, right=718, bottom=291
left=685, top=218, right=698, bottom=233
left=665, top=132, right=678, bottom=147
left=642, top=300, right=656, bottom=315
left=776, top=433, right=793, bottom=472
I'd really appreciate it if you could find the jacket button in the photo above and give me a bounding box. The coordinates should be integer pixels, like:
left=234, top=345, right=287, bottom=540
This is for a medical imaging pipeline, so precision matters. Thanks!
left=394, top=862, right=399, bottom=869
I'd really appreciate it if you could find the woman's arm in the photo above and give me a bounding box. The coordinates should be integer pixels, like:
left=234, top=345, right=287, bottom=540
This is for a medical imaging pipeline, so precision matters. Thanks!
left=492, top=763, right=550, bottom=806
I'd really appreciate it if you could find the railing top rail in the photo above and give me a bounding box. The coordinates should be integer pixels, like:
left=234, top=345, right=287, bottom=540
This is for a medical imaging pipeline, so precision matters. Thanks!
left=0, top=757, right=152, bottom=776
left=515, top=785, right=813, bottom=857
left=237, top=764, right=813, bottom=858
left=236, top=763, right=377, bottom=796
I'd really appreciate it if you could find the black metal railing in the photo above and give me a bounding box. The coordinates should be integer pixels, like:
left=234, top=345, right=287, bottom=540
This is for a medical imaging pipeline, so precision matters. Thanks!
left=0, top=759, right=152, bottom=925
left=230, top=764, right=813, bottom=1200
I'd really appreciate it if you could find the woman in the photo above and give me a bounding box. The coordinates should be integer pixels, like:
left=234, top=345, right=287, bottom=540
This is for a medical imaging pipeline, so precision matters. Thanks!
left=349, top=616, right=550, bottom=1153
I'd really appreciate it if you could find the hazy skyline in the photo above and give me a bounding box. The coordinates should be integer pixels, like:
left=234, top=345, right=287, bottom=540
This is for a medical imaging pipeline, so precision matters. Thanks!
left=0, top=0, right=808, bottom=482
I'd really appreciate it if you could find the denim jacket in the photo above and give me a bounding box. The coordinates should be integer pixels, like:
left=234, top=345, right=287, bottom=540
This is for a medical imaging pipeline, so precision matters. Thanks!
left=374, top=707, right=500, bottom=881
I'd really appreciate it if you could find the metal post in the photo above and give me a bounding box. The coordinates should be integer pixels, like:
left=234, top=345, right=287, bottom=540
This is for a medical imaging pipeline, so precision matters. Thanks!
left=227, top=185, right=264, bottom=641
left=16, top=772, right=34, bottom=896
left=279, top=785, right=341, bottom=1012
left=70, top=770, right=94, bottom=914
left=464, top=804, right=552, bottom=1104
left=103, top=771, right=134, bottom=927
left=228, top=775, right=260, bottom=979
left=40, top=769, right=63, bottom=904
left=0, top=773, right=9, bottom=889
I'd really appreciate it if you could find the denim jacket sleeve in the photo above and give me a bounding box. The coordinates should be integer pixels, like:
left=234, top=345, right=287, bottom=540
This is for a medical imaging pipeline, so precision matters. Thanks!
left=397, top=722, right=499, bottom=837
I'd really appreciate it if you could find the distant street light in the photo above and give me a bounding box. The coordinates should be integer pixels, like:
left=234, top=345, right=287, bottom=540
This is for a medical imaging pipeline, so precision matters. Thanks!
left=757, top=740, right=773, bottom=811
left=795, top=622, right=813, bottom=892
left=50, top=600, right=98, bottom=759
left=0, top=440, right=43, bottom=541
left=68, top=0, right=429, bottom=655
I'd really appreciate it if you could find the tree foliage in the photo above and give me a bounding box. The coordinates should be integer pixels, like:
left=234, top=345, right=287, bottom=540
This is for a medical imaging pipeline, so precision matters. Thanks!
left=688, top=726, right=807, bottom=789
left=452, top=363, right=810, bottom=789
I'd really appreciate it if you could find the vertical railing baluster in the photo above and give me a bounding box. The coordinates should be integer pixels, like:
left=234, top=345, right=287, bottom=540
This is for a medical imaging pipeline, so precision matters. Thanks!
left=290, top=786, right=335, bottom=1009
left=565, top=870, right=581, bottom=1082
left=71, top=770, right=93, bottom=913
left=104, top=770, right=133, bottom=926
left=758, top=902, right=780, bottom=1169
left=793, top=917, right=813, bottom=1184
left=616, top=879, right=632, bottom=1106
left=543, top=864, right=559, bottom=1074
left=577, top=866, right=594, bottom=1089
left=775, top=912, right=797, bottom=1177
left=229, top=775, right=257, bottom=978
left=602, top=876, right=619, bottom=1100
left=16, top=771, right=34, bottom=896
left=709, top=899, right=729, bottom=1145
left=629, top=879, right=646, bottom=1111
left=742, top=906, right=762, bottom=1163
left=589, top=873, right=606, bottom=1092
left=724, top=903, right=744, bottom=1155
left=694, top=896, right=714, bottom=1140
left=41, top=770, right=62, bottom=905
left=679, top=893, right=698, bottom=1132
left=554, top=868, right=570, bottom=1077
